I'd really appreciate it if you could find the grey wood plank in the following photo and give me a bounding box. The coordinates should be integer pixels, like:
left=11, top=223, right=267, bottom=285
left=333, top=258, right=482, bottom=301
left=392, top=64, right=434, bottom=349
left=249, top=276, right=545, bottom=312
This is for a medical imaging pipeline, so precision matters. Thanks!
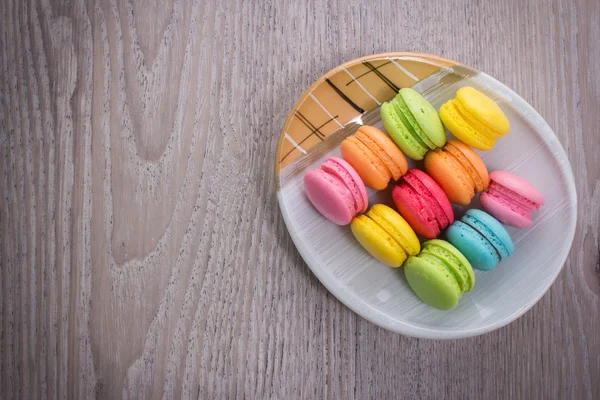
left=0, top=0, right=598, bottom=398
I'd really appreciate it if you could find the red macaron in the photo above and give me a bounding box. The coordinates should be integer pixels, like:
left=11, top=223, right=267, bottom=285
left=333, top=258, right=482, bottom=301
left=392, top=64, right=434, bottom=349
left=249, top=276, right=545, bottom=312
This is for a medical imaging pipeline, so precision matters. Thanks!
left=392, top=169, right=454, bottom=239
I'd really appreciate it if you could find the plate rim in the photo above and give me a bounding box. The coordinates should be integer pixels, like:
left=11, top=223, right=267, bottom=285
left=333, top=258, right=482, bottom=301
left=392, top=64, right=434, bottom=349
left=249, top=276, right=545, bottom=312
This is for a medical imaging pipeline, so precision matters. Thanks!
left=276, top=53, right=578, bottom=339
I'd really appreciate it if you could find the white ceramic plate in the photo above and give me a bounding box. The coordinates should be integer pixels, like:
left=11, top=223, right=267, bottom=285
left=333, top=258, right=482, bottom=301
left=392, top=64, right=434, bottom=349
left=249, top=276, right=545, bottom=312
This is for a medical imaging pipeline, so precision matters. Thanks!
left=275, top=53, right=577, bottom=339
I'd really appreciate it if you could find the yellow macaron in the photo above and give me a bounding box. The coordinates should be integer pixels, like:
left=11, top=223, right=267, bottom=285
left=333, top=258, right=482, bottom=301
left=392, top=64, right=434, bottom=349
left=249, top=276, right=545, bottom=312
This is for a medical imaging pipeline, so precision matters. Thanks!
left=350, top=204, right=420, bottom=267
left=439, top=87, right=510, bottom=150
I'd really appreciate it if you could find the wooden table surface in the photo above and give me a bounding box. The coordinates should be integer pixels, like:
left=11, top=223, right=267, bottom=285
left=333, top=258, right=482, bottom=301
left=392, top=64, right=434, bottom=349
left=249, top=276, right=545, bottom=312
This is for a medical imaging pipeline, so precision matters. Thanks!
left=1, top=0, right=598, bottom=398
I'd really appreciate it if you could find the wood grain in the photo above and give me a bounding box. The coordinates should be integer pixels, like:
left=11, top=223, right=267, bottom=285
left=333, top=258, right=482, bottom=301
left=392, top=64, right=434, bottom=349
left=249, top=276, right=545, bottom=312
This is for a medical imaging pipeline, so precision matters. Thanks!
left=1, top=0, right=598, bottom=398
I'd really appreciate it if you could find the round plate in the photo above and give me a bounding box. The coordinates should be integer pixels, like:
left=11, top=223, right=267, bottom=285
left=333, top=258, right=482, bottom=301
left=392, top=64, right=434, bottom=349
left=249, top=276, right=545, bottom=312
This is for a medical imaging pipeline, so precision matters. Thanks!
left=275, top=53, right=577, bottom=339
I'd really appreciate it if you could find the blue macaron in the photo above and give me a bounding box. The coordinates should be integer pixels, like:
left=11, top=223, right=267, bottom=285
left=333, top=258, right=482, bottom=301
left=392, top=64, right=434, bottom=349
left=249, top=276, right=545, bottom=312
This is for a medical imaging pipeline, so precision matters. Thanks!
left=446, top=209, right=514, bottom=271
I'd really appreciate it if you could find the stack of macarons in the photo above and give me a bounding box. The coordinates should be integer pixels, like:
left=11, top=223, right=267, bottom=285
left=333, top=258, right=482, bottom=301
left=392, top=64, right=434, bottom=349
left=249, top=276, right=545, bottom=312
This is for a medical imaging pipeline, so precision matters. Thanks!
left=302, top=85, right=545, bottom=311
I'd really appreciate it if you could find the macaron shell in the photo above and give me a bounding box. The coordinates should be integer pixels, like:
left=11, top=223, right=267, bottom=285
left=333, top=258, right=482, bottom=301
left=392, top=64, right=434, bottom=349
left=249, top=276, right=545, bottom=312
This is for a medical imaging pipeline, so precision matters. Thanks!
left=357, top=126, right=408, bottom=180
left=464, top=209, right=514, bottom=256
left=369, top=204, right=420, bottom=256
left=392, top=184, right=440, bottom=239
left=351, top=215, right=407, bottom=267
left=340, top=136, right=390, bottom=190
left=489, top=170, right=544, bottom=206
left=446, top=221, right=500, bottom=271
left=488, top=181, right=542, bottom=213
left=381, top=102, right=428, bottom=160
left=400, top=88, right=447, bottom=148
left=404, top=256, right=461, bottom=310
left=445, top=140, right=489, bottom=191
left=411, top=169, right=455, bottom=224
left=454, top=100, right=506, bottom=140
left=321, top=157, right=368, bottom=213
left=421, top=239, right=475, bottom=292
left=304, top=169, right=355, bottom=225
left=424, top=149, right=475, bottom=205
left=480, top=192, right=533, bottom=228
left=456, top=87, right=510, bottom=136
left=393, top=93, right=436, bottom=150
left=403, top=169, right=453, bottom=228
left=440, top=101, right=495, bottom=150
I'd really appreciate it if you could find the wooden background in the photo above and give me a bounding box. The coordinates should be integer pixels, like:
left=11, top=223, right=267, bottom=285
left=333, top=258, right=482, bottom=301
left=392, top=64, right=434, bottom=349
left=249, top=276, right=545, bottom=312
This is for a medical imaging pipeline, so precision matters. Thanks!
left=1, top=0, right=598, bottom=398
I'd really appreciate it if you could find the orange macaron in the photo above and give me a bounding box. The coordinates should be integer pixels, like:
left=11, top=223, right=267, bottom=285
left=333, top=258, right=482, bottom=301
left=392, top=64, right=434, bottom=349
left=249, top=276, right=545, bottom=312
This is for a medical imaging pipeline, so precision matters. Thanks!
left=424, top=140, right=489, bottom=205
left=341, top=126, right=408, bottom=190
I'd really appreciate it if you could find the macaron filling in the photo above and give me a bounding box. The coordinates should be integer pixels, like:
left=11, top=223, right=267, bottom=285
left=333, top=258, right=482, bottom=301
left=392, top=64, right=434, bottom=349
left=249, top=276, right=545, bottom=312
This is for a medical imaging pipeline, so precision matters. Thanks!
left=488, top=180, right=541, bottom=212
left=392, top=94, right=436, bottom=150
left=354, top=130, right=403, bottom=180
left=444, top=141, right=485, bottom=191
left=321, top=159, right=366, bottom=213
left=461, top=213, right=510, bottom=259
left=402, top=172, right=450, bottom=229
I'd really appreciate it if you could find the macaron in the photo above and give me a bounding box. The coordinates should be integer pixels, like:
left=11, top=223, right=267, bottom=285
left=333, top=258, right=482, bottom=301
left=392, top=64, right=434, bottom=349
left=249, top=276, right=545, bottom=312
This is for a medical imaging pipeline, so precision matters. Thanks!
left=424, top=139, right=490, bottom=205
left=351, top=204, right=420, bottom=267
left=404, top=239, right=475, bottom=310
left=480, top=171, right=545, bottom=228
left=380, top=88, right=446, bottom=160
left=446, top=209, right=514, bottom=271
left=392, top=169, right=454, bottom=239
left=340, top=125, right=408, bottom=190
left=439, top=87, right=510, bottom=150
left=304, top=157, right=368, bottom=225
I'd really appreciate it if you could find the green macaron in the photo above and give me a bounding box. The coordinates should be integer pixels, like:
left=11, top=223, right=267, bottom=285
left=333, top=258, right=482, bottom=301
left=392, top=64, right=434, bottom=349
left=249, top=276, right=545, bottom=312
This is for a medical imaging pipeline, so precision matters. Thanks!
left=380, top=88, right=446, bottom=160
left=404, top=239, right=475, bottom=310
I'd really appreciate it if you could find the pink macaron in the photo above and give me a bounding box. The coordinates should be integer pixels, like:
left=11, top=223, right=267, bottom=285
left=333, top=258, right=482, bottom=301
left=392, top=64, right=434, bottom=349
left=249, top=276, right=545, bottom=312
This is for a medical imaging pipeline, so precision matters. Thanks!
left=304, top=157, right=368, bottom=225
left=480, top=170, right=544, bottom=228
left=392, top=169, right=454, bottom=238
